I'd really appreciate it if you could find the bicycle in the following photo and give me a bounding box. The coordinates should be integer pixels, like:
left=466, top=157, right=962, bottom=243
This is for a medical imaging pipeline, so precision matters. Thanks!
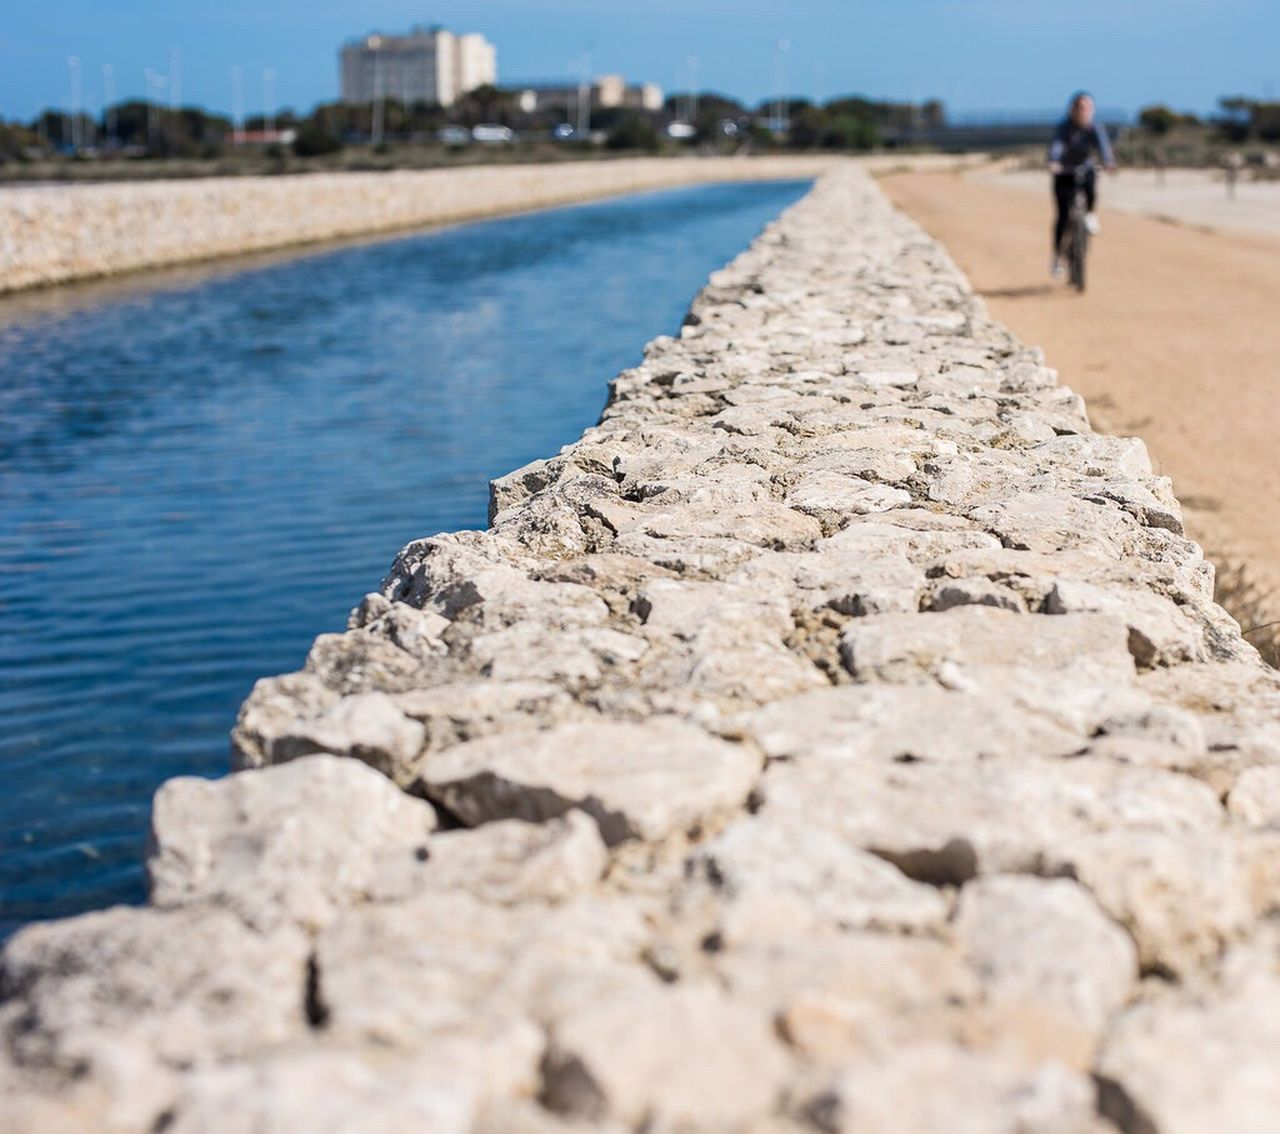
left=1059, top=167, right=1091, bottom=293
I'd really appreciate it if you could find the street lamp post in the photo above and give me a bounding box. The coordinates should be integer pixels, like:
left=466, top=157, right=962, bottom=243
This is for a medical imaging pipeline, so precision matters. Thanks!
left=774, top=38, right=791, bottom=138
left=575, top=52, right=592, bottom=139
left=67, top=56, right=81, bottom=152
left=144, top=68, right=160, bottom=147
left=103, top=64, right=117, bottom=146
left=231, top=67, right=244, bottom=145
left=169, top=47, right=182, bottom=112
left=264, top=68, right=277, bottom=137
left=372, top=50, right=385, bottom=146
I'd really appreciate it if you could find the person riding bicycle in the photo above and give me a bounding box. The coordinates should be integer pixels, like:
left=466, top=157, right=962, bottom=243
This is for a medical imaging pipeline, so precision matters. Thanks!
left=1049, top=92, right=1116, bottom=279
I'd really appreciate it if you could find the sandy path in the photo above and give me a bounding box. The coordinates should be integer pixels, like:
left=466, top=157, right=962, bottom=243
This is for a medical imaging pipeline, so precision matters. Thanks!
left=880, top=168, right=1280, bottom=632
left=986, top=166, right=1280, bottom=239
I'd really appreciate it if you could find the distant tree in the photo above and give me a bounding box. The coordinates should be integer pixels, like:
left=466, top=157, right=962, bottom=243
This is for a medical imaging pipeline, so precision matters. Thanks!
left=1215, top=96, right=1255, bottom=142
left=786, top=104, right=825, bottom=148
left=0, top=119, right=38, bottom=161
left=1252, top=101, right=1280, bottom=142
left=824, top=96, right=880, bottom=121
left=293, top=118, right=343, bottom=157
left=106, top=100, right=152, bottom=146
left=1139, top=105, right=1178, bottom=134
left=605, top=112, right=659, bottom=151
left=1139, top=105, right=1199, bottom=135
left=455, top=84, right=512, bottom=127
left=821, top=115, right=879, bottom=151
left=31, top=110, right=71, bottom=148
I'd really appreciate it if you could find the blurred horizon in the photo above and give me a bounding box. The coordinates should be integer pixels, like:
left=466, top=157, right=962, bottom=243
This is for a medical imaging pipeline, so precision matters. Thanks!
left=2, top=0, right=1277, bottom=123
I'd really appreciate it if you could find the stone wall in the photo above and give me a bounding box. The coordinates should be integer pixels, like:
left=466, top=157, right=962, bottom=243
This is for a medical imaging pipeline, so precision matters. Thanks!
left=5, top=164, right=1280, bottom=1132
left=0, top=155, right=837, bottom=294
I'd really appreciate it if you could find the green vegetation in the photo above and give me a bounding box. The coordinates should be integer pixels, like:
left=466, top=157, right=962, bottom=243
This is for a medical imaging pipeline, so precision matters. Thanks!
left=604, top=113, right=660, bottom=152
left=1137, top=105, right=1200, bottom=135
left=1215, top=97, right=1280, bottom=143
left=1119, top=97, right=1280, bottom=170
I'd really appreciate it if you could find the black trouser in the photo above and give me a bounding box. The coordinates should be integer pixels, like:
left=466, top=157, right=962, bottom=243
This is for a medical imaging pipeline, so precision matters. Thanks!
left=1053, top=168, right=1096, bottom=252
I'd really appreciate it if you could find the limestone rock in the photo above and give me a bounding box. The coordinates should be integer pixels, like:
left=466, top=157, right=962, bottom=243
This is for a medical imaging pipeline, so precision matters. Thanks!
left=1097, top=951, right=1280, bottom=1134
left=231, top=670, right=339, bottom=768
left=0, top=906, right=309, bottom=1079
left=414, top=718, right=761, bottom=844
left=757, top=755, right=1223, bottom=884
left=953, top=875, right=1137, bottom=1065
left=148, top=754, right=438, bottom=931
left=1227, top=765, right=1280, bottom=824
left=1062, top=830, right=1251, bottom=977
left=690, top=812, right=949, bottom=938
left=417, top=811, right=608, bottom=905
left=784, top=472, right=912, bottom=521
left=165, top=1048, right=480, bottom=1134
left=1045, top=579, right=1205, bottom=667
left=233, top=686, right=426, bottom=779
left=742, top=684, right=1085, bottom=765
left=722, top=933, right=977, bottom=1063
left=542, top=983, right=789, bottom=1127
left=811, top=1046, right=1100, bottom=1134
left=839, top=606, right=1134, bottom=686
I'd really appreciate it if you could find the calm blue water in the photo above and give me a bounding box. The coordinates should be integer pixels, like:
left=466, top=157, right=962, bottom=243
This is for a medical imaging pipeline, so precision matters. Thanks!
left=0, top=179, right=811, bottom=936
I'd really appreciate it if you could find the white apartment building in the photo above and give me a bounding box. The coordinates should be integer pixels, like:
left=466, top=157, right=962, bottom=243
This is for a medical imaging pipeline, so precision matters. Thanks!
left=514, top=76, right=664, bottom=116
left=340, top=27, right=497, bottom=107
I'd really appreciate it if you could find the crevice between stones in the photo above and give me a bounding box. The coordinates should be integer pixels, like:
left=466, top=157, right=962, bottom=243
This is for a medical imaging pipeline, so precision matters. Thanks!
left=304, top=952, right=330, bottom=1030
left=1093, top=1073, right=1159, bottom=1134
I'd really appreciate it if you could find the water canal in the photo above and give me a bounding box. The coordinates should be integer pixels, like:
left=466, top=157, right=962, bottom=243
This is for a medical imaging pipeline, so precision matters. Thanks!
left=0, top=178, right=812, bottom=935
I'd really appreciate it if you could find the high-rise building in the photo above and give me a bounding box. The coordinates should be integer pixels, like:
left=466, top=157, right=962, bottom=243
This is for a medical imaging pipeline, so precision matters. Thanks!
left=340, top=26, right=496, bottom=107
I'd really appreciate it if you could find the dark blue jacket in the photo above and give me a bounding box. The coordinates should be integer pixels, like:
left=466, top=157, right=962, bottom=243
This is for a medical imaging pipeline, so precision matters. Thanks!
left=1049, top=119, right=1114, bottom=171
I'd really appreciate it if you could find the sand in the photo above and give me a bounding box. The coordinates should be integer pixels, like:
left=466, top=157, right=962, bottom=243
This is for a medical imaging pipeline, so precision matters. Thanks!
left=880, top=166, right=1280, bottom=636
left=987, top=166, right=1280, bottom=239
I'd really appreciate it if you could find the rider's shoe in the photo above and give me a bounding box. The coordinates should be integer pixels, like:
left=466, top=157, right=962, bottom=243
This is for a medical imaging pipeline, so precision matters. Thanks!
left=1085, top=212, right=1101, bottom=236
left=1050, top=256, right=1065, bottom=280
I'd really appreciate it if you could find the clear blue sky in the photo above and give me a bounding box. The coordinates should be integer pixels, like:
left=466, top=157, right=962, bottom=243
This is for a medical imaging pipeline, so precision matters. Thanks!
left=2, top=0, right=1276, bottom=122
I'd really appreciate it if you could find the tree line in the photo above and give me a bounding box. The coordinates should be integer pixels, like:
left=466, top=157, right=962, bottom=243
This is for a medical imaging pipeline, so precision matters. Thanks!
left=0, top=87, right=946, bottom=162
left=1137, top=97, right=1280, bottom=142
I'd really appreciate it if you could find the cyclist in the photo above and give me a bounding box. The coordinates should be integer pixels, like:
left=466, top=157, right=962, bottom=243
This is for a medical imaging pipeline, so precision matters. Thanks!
left=1048, top=92, right=1116, bottom=279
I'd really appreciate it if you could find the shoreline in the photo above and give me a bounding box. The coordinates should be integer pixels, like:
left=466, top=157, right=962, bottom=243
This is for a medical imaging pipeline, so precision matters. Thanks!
left=0, top=155, right=839, bottom=296
left=0, top=153, right=987, bottom=298
left=0, top=174, right=811, bottom=324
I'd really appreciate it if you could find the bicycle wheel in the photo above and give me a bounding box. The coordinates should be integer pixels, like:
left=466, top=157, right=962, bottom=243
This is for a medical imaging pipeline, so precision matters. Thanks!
left=1069, top=215, right=1088, bottom=292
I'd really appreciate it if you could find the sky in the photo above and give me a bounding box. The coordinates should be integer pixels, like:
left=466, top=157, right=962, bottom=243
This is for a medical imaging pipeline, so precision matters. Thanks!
left=1, top=0, right=1277, bottom=123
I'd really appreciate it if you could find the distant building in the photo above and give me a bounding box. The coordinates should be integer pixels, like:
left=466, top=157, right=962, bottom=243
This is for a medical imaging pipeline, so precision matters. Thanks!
left=340, top=26, right=497, bottom=107
left=233, top=128, right=298, bottom=147
left=511, top=75, right=663, bottom=117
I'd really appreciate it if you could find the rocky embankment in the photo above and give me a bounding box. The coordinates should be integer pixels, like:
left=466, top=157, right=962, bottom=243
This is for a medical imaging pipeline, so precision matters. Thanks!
left=5, top=164, right=1280, bottom=1132
left=0, top=155, right=836, bottom=294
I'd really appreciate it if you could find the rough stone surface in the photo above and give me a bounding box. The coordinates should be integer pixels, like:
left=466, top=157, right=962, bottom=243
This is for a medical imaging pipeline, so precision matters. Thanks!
left=148, top=754, right=439, bottom=931
left=5, top=162, right=1280, bottom=1131
left=413, top=718, right=760, bottom=845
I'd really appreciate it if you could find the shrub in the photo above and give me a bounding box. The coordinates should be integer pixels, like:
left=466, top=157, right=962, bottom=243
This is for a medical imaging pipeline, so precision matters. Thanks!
left=606, top=114, right=659, bottom=152
left=293, top=120, right=343, bottom=157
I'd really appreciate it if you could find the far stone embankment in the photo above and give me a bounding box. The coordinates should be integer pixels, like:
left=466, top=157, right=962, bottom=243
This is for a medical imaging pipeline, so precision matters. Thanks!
left=5, top=164, right=1280, bottom=1133
left=0, top=155, right=839, bottom=294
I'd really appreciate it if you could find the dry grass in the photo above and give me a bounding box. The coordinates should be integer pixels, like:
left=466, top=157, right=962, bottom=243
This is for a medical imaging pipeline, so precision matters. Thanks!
left=1215, top=561, right=1280, bottom=668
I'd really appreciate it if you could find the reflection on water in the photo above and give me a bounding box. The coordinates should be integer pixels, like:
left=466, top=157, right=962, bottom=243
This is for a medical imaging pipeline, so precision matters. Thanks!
left=0, top=179, right=812, bottom=936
